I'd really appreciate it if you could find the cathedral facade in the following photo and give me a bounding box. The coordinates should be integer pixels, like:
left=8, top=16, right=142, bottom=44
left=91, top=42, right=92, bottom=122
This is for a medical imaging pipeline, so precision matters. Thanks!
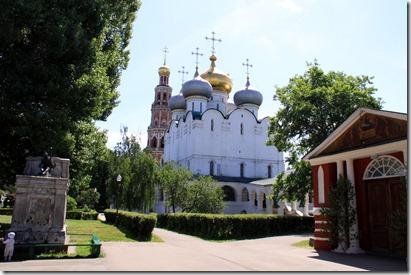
left=155, top=46, right=284, bottom=214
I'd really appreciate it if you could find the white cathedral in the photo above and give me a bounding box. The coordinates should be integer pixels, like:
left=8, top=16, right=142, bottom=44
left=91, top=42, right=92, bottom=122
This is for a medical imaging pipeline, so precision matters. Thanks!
left=153, top=38, right=285, bottom=214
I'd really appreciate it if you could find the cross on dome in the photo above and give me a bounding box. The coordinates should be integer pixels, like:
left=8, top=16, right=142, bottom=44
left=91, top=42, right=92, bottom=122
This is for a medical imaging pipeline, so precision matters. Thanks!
left=162, top=46, right=169, bottom=65
left=242, top=58, right=253, bottom=88
left=205, top=31, right=222, bottom=55
left=178, top=66, right=189, bottom=85
left=191, top=47, right=204, bottom=77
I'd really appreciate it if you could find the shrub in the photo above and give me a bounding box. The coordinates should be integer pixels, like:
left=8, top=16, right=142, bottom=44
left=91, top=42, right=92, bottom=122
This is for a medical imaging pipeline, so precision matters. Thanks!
left=66, top=196, right=77, bottom=211
left=157, top=213, right=313, bottom=240
left=0, top=208, right=13, bottom=215
left=104, top=209, right=156, bottom=241
left=66, top=209, right=98, bottom=220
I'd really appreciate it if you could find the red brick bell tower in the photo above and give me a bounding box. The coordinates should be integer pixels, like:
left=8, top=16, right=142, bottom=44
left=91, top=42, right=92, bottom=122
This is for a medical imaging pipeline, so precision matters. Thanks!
left=146, top=49, right=172, bottom=162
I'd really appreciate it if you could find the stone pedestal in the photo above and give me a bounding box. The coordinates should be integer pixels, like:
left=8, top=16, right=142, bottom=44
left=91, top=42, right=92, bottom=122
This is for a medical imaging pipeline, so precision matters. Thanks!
left=10, top=157, right=70, bottom=244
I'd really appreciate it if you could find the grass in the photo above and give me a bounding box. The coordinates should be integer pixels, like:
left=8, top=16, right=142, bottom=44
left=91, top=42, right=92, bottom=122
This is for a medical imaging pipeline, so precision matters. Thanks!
left=0, top=215, right=162, bottom=242
left=0, top=214, right=11, bottom=223
left=0, top=215, right=163, bottom=258
left=292, top=239, right=312, bottom=249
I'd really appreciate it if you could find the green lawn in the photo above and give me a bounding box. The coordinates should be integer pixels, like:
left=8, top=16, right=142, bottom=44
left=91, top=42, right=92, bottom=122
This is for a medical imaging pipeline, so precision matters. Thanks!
left=0, top=215, right=162, bottom=242
left=0, top=215, right=11, bottom=223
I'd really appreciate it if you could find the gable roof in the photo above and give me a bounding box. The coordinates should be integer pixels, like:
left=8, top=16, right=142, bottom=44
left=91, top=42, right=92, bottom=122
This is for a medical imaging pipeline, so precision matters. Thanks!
left=303, top=108, right=407, bottom=160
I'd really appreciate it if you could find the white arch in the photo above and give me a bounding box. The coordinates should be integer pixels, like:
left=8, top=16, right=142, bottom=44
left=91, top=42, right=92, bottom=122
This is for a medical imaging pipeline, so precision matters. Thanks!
left=318, top=166, right=325, bottom=204
left=363, top=155, right=406, bottom=180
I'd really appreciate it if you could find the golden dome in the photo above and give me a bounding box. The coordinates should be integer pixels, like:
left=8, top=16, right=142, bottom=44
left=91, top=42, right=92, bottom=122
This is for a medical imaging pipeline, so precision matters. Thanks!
left=200, top=55, right=232, bottom=93
left=158, top=65, right=170, bottom=77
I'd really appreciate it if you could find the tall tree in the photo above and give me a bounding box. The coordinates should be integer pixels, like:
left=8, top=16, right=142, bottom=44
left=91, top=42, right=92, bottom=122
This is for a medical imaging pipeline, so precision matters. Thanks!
left=0, top=0, right=140, bottom=188
left=109, top=126, right=158, bottom=212
left=156, top=162, right=192, bottom=213
left=268, top=60, right=382, bottom=203
left=181, top=176, right=224, bottom=214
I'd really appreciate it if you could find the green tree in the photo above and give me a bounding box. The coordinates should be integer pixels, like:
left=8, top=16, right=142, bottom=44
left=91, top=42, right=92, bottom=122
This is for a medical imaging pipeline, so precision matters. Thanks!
left=66, top=195, right=78, bottom=210
left=0, top=0, right=140, bottom=188
left=108, top=126, right=158, bottom=212
left=77, top=188, right=101, bottom=210
left=181, top=176, right=224, bottom=214
left=156, top=162, right=192, bottom=213
left=268, top=60, right=382, bottom=202
left=320, top=176, right=356, bottom=250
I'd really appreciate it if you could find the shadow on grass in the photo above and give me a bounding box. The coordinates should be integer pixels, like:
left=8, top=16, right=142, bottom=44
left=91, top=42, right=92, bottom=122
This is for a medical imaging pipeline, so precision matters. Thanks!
left=103, top=222, right=156, bottom=242
left=158, top=227, right=312, bottom=242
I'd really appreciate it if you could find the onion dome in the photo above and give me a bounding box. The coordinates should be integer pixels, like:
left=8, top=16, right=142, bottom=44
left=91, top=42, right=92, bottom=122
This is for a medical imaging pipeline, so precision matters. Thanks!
left=181, top=75, right=212, bottom=99
left=233, top=78, right=263, bottom=106
left=158, top=65, right=170, bottom=77
left=169, top=94, right=186, bottom=110
left=200, top=55, right=232, bottom=93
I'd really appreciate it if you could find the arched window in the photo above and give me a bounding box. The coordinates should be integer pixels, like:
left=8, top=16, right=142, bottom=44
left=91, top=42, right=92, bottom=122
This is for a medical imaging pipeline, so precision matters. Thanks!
left=209, top=161, right=215, bottom=176
left=240, top=163, right=244, bottom=178
left=160, top=137, right=164, bottom=148
left=268, top=165, right=272, bottom=178
left=241, top=188, right=249, bottom=201
left=254, top=192, right=258, bottom=206
left=363, top=155, right=406, bottom=180
left=262, top=193, right=267, bottom=209
left=157, top=93, right=161, bottom=102
left=222, top=185, right=235, bottom=201
left=150, top=137, right=157, bottom=148
left=154, top=119, right=158, bottom=127
left=187, top=160, right=190, bottom=170
left=192, top=102, right=194, bottom=111
left=211, top=119, right=214, bottom=131
left=200, top=103, right=202, bottom=112
left=217, top=104, right=219, bottom=110
left=318, top=166, right=325, bottom=204
left=240, top=123, right=243, bottom=135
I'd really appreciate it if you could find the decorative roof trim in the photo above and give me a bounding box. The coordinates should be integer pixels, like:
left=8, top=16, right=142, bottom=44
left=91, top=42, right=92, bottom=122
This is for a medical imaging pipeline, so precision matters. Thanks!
left=303, top=108, right=407, bottom=160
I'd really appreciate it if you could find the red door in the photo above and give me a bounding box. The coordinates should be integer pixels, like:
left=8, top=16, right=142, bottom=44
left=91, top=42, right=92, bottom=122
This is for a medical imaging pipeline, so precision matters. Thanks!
left=366, top=177, right=406, bottom=255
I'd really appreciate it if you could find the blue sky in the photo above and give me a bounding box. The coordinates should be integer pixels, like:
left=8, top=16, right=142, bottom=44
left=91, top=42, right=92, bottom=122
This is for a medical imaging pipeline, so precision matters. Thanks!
left=96, top=0, right=407, bottom=148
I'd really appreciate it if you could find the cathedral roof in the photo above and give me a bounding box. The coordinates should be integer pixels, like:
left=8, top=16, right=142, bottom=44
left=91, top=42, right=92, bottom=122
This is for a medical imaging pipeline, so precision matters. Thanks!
left=181, top=75, right=212, bottom=99
left=200, top=55, right=233, bottom=93
left=169, top=94, right=186, bottom=110
left=233, top=77, right=263, bottom=106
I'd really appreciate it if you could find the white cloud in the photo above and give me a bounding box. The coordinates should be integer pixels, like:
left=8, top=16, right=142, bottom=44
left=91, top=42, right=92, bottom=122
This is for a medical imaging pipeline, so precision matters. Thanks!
left=104, top=129, right=147, bottom=150
left=278, top=0, right=303, bottom=13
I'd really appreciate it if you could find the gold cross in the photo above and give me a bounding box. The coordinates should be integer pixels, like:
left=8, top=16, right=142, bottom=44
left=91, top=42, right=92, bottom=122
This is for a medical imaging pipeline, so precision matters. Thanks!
left=162, top=47, right=169, bottom=65
left=191, top=47, right=204, bottom=68
left=178, top=66, right=188, bottom=85
left=205, top=31, right=222, bottom=55
left=242, top=58, right=253, bottom=77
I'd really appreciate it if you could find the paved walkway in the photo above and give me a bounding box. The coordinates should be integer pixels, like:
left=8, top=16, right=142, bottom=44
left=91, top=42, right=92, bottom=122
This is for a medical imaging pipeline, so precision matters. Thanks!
left=0, top=228, right=407, bottom=271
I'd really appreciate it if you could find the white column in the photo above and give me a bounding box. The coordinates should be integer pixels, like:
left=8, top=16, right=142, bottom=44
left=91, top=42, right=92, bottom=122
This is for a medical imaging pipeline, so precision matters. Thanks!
left=304, top=193, right=309, bottom=216
left=402, top=149, right=407, bottom=167
left=336, top=160, right=344, bottom=179
left=345, top=159, right=363, bottom=254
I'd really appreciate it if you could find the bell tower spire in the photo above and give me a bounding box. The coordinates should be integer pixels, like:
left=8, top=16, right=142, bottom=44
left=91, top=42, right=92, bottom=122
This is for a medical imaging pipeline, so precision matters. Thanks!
left=148, top=47, right=173, bottom=162
left=158, top=47, right=170, bottom=86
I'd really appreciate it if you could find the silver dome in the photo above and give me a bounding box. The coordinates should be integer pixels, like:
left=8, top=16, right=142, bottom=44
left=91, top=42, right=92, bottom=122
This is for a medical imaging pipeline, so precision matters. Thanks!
left=234, top=87, right=263, bottom=106
left=168, top=94, right=186, bottom=110
left=181, top=76, right=212, bottom=99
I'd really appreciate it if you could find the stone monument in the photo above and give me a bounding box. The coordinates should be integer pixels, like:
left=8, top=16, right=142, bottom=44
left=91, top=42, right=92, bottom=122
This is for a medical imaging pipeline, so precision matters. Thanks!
left=9, top=155, right=70, bottom=244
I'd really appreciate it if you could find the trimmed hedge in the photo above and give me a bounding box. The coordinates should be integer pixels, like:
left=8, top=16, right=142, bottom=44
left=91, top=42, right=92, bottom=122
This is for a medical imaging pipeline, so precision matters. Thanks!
left=104, top=209, right=156, bottom=241
left=157, top=213, right=314, bottom=240
left=66, top=210, right=98, bottom=220
left=0, top=208, right=13, bottom=215
left=0, top=208, right=98, bottom=220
